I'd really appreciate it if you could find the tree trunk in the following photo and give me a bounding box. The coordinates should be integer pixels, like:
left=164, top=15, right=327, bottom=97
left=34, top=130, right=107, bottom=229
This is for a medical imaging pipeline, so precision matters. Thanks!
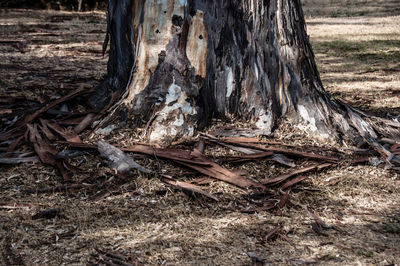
left=90, top=0, right=381, bottom=149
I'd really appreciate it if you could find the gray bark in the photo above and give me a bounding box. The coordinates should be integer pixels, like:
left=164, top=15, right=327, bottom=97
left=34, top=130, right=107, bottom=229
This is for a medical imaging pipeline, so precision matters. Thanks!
left=89, top=0, right=379, bottom=148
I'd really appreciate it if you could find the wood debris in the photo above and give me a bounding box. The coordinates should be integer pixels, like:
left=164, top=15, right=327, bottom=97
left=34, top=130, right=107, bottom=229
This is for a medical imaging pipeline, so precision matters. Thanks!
left=264, top=224, right=282, bottom=243
left=90, top=249, right=136, bottom=266
left=98, top=141, right=152, bottom=174
left=247, top=251, right=265, bottom=266
left=161, top=175, right=218, bottom=201
left=0, top=156, right=39, bottom=164
left=261, top=163, right=333, bottom=186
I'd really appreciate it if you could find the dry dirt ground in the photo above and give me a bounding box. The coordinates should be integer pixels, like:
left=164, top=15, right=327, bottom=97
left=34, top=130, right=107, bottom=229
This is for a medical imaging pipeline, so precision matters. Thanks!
left=1, top=1, right=400, bottom=265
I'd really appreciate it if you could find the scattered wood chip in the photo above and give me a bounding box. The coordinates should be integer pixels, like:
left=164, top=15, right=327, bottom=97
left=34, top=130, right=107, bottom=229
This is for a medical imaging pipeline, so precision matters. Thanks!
left=247, top=252, right=265, bottom=266
left=23, top=184, right=93, bottom=194
left=2, top=237, right=26, bottom=266
left=309, top=210, right=332, bottom=236
left=264, top=224, right=281, bottom=243
left=309, top=211, right=332, bottom=229
left=91, top=249, right=135, bottom=266
left=241, top=200, right=278, bottom=213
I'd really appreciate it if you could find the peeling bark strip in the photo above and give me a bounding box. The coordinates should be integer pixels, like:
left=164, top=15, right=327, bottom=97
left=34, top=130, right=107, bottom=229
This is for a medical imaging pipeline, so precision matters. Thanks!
left=92, top=0, right=389, bottom=155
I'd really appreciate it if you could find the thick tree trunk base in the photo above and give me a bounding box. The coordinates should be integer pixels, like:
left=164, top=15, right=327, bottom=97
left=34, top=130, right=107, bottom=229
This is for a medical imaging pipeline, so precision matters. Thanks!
left=89, top=0, right=394, bottom=160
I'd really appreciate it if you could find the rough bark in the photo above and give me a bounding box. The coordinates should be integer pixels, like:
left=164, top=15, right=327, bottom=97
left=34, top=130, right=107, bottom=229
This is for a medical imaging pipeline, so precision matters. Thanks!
left=90, top=0, right=385, bottom=151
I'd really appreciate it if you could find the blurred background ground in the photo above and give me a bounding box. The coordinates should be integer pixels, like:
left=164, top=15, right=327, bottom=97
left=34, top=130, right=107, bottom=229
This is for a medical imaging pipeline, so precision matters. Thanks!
left=0, top=1, right=399, bottom=265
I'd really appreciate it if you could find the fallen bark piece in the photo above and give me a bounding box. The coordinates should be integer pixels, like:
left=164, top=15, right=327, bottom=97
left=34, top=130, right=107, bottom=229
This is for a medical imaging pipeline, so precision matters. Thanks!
left=261, top=163, right=332, bottom=186
left=41, top=119, right=81, bottom=143
left=55, top=150, right=84, bottom=160
left=19, top=87, right=88, bottom=126
left=74, top=113, right=96, bottom=133
left=161, top=175, right=218, bottom=201
left=98, top=141, right=152, bottom=174
left=27, top=123, right=57, bottom=165
left=123, top=145, right=262, bottom=189
left=39, top=122, right=57, bottom=140
left=277, top=190, right=291, bottom=209
left=0, top=156, right=39, bottom=164
left=55, top=161, right=74, bottom=182
left=6, top=135, right=24, bottom=155
left=226, top=151, right=274, bottom=163
left=63, top=141, right=264, bottom=188
left=221, top=136, right=281, bottom=145
left=217, top=139, right=340, bottom=163
left=347, top=107, right=393, bottom=160
left=27, top=124, right=73, bottom=181
left=270, top=154, right=296, bottom=167
left=280, top=176, right=308, bottom=190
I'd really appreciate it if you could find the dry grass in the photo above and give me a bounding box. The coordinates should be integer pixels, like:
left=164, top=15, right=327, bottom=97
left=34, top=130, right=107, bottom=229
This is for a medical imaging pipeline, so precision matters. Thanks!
left=308, top=15, right=400, bottom=115
left=1, top=3, right=400, bottom=265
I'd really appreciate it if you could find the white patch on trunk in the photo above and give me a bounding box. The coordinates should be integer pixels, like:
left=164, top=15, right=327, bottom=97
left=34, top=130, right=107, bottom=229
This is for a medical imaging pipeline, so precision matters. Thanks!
left=255, top=109, right=272, bottom=134
left=165, top=84, right=181, bottom=105
left=297, top=104, right=330, bottom=139
left=149, top=83, right=197, bottom=143
left=226, top=67, right=234, bottom=98
left=298, top=105, right=318, bottom=132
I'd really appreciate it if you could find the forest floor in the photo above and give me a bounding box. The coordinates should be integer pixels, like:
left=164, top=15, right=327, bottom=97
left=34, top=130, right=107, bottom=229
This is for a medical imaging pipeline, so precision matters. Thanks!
left=1, top=1, right=400, bottom=265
